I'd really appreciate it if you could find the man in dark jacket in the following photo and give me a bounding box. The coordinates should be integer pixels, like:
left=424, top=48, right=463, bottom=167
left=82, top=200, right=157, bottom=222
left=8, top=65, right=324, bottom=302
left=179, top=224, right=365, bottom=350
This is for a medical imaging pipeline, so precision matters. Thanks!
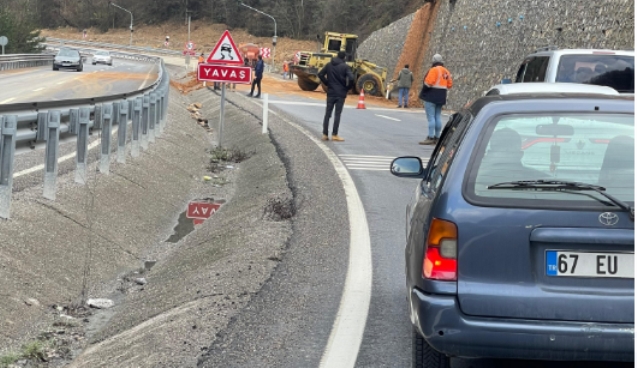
left=318, top=51, right=354, bottom=142
left=248, top=55, right=264, bottom=98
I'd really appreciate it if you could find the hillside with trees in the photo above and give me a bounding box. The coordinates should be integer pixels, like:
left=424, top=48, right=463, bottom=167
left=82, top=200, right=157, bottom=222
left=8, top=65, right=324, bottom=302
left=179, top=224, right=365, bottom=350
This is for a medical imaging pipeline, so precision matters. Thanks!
left=1, top=0, right=425, bottom=42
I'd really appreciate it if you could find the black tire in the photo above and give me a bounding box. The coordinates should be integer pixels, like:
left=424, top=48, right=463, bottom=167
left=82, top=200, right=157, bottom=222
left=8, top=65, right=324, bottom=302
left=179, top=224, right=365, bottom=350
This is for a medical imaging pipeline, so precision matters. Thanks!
left=108, top=62, right=112, bottom=66
left=356, top=73, right=382, bottom=96
left=77, top=66, right=83, bottom=72
left=297, top=77, right=319, bottom=91
left=52, top=66, right=58, bottom=71
left=412, top=327, right=450, bottom=368
left=92, top=62, right=96, bottom=65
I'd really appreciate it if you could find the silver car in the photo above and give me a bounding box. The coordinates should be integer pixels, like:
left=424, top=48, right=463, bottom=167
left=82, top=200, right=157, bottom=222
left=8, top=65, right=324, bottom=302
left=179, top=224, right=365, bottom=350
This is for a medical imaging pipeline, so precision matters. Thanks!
left=52, top=48, right=83, bottom=72
left=92, top=50, right=113, bottom=66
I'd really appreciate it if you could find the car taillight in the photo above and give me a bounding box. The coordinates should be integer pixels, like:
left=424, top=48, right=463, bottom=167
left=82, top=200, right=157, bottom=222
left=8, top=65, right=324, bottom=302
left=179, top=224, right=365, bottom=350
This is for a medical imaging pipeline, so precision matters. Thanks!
left=423, top=218, right=458, bottom=281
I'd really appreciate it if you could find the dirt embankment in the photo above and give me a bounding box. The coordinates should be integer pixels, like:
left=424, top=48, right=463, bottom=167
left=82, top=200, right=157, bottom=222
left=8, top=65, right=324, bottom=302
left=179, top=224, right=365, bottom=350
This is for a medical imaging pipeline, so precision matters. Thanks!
left=41, top=21, right=317, bottom=66
left=390, top=2, right=442, bottom=108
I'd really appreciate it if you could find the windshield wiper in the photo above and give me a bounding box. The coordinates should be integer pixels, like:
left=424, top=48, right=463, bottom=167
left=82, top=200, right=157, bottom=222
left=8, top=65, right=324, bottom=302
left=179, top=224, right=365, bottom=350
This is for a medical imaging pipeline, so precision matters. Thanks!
left=488, top=180, right=634, bottom=220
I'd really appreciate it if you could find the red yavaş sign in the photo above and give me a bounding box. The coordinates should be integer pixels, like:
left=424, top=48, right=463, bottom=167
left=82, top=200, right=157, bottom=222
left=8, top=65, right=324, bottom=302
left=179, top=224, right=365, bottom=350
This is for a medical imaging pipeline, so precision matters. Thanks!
left=197, top=64, right=252, bottom=84
left=186, top=202, right=221, bottom=220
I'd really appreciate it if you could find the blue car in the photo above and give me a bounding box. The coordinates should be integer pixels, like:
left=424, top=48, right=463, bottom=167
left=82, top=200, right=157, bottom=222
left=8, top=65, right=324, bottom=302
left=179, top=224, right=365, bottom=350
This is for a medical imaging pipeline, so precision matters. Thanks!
left=391, top=93, right=634, bottom=367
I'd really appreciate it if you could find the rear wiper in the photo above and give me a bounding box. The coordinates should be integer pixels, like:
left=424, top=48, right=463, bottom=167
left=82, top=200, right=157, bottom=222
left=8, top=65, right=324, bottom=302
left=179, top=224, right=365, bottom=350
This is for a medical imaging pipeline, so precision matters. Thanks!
left=488, top=180, right=634, bottom=220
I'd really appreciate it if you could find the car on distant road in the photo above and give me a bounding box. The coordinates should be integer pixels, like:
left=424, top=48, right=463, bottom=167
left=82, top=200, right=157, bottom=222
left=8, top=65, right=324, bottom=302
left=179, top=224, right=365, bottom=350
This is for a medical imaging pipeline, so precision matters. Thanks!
left=510, top=48, right=634, bottom=95
left=92, top=50, right=113, bottom=66
left=391, top=92, right=634, bottom=367
left=485, top=82, right=620, bottom=96
left=52, top=48, right=83, bottom=72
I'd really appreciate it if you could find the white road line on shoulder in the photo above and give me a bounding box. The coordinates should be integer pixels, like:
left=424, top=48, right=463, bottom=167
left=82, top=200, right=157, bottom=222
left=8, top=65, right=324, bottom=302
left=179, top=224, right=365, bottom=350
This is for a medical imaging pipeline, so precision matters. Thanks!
left=374, top=114, right=400, bottom=121
left=32, top=88, right=45, bottom=92
left=347, top=168, right=388, bottom=171
left=13, top=128, right=117, bottom=178
left=0, top=97, right=16, bottom=104
left=245, top=95, right=372, bottom=368
left=138, top=67, right=155, bottom=90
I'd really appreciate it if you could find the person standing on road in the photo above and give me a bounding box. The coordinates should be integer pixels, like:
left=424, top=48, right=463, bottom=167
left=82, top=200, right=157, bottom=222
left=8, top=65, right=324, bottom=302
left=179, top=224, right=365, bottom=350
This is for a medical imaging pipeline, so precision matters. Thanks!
left=318, top=51, right=355, bottom=142
left=248, top=55, right=264, bottom=98
left=393, top=64, right=414, bottom=108
left=419, top=54, right=452, bottom=145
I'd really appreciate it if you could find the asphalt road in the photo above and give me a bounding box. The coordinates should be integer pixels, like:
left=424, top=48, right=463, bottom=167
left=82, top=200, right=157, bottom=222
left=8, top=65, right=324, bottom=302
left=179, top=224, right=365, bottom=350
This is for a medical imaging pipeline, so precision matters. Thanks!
left=258, top=94, right=631, bottom=368
left=0, top=58, right=158, bottom=104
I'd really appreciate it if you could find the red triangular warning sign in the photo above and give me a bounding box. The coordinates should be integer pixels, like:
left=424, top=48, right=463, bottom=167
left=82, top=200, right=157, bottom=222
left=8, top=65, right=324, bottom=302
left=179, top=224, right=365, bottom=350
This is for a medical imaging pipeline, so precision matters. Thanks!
left=206, top=30, right=244, bottom=65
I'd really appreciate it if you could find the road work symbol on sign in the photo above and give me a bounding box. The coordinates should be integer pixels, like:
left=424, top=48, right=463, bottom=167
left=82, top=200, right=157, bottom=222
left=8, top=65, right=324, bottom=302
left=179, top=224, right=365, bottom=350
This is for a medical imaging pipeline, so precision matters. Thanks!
left=186, top=202, right=221, bottom=219
left=206, top=30, right=243, bottom=65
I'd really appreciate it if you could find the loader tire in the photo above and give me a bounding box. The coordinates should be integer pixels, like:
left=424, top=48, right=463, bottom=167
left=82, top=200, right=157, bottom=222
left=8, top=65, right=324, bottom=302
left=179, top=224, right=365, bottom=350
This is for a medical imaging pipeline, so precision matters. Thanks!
left=298, top=78, right=319, bottom=91
left=357, top=73, right=382, bottom=97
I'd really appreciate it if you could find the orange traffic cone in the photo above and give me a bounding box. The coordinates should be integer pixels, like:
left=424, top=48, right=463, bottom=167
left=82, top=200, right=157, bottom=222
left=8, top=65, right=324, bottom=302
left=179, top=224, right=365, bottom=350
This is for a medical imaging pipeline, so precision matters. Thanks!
left=356, top=89, right=366, bottom=109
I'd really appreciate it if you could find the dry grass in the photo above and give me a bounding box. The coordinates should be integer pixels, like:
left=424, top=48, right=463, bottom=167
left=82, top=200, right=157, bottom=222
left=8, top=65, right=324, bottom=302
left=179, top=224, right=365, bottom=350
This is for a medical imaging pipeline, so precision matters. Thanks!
left=41, top=20, right=318, bottom=65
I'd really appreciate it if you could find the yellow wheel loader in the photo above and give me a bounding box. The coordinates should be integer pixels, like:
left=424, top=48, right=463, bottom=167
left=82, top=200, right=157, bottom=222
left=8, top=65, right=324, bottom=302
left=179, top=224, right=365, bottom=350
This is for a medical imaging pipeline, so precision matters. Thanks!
left=290, top=32, right=388, bottom=97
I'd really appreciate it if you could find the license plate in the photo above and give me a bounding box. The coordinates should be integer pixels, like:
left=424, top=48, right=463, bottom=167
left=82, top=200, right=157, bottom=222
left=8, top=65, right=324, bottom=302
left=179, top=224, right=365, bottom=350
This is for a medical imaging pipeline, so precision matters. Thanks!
left=546, top=251, right=634, bottom=278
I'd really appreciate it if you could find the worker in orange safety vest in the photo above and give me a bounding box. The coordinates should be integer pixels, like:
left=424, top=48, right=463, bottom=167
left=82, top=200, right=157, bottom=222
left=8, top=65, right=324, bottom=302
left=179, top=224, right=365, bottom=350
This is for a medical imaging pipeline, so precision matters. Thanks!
left=418, top=53, right=453, bottom=145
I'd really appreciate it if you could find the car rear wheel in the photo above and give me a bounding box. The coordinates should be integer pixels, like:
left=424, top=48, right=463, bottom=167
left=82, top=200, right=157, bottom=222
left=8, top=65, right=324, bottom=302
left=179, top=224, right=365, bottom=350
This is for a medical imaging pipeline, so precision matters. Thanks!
left=77, top=65, right=83, bottom=72
left=412, top=327, right=450, bottom=368
left=52, top=66, right=58, bottom=71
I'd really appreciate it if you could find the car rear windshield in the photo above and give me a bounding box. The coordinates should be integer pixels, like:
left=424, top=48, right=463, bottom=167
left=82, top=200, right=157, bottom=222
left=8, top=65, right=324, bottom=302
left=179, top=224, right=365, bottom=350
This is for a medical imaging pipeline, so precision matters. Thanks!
left=58, top=49, right=78, bottom=57
left=467, top=113, right=634, bottom=207
left=556, top=54, right=635, bottom=93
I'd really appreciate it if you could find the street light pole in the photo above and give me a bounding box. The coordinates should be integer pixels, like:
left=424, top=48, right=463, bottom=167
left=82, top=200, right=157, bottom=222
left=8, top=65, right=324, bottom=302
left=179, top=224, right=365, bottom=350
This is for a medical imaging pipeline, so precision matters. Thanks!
left=109, top=2, right=134, bottom=46
left=186, top=10, right=192, bottom=43
left=239, top=2, right=277, bottom=71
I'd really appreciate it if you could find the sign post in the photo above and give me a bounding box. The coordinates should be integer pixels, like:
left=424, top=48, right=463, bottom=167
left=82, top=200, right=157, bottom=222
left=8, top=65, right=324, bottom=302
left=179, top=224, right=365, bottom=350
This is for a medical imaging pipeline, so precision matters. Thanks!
left=198, top=30, right=252, bottom=147
left=0, top=36, right=7, bottom=55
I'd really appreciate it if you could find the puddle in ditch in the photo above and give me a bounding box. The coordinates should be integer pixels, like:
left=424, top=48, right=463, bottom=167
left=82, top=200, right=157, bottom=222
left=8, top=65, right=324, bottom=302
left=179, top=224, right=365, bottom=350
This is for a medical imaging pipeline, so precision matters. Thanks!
left=166, top=199, right=225, bottom=243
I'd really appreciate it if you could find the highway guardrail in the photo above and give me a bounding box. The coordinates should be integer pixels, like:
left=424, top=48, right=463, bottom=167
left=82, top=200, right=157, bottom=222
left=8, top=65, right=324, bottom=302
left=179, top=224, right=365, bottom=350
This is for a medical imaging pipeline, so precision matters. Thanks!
left=0, top=54, right=55, bottom=71
left=45, top=37, right=183, bottom=56
left=0, top=52, right=171, bottom=219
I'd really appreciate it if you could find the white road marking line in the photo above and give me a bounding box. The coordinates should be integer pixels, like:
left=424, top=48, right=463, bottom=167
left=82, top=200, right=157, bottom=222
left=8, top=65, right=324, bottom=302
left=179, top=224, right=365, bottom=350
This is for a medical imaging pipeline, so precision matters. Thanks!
left=0, top=97, right=15, bottom=104
left=138, top=67, right=155, bottom=90
left=13, top=128, right=117, bottom=178
left=374, top=114, right=400, bottom=121
left=347, top=168, right=389, bottom=171
left=243, top=94, right=372, bottom=368
left=269, top=100, right=423, bottom=113
left=33, top=88, right=45, bottom=92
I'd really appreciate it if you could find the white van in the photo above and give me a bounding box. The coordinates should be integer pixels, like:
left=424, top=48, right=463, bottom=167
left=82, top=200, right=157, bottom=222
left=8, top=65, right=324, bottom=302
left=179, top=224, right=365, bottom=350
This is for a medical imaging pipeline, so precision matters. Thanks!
left=511, top=48, right=634, bottom=95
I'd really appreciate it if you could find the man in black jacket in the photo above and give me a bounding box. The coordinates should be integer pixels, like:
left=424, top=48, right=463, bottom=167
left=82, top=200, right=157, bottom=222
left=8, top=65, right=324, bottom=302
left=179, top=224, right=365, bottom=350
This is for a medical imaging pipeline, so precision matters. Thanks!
left=318, top=51, right=355, bottom=141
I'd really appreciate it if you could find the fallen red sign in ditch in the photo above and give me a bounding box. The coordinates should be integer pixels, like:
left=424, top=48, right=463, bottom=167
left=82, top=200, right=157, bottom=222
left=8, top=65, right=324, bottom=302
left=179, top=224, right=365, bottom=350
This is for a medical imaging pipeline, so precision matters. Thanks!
left=187, top=202, right=221, bottom=220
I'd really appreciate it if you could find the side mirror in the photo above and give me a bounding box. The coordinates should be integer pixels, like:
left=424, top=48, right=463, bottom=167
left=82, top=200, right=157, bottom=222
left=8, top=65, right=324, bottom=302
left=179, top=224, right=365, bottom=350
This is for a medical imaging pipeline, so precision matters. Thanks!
left=501, top=78, right=512, bottom=84
left=390, top=157, right=424, bottom=178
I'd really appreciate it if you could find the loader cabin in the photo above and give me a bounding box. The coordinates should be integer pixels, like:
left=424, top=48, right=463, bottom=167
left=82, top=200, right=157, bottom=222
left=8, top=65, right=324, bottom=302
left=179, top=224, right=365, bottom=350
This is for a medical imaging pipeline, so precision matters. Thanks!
left=321, top=33, right=358, bottom=62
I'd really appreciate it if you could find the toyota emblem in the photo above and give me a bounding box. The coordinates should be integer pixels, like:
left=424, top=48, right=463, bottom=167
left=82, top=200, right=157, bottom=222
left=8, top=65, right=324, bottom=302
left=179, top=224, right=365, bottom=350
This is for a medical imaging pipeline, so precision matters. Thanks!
left=599, top=212, right=619, bottom=226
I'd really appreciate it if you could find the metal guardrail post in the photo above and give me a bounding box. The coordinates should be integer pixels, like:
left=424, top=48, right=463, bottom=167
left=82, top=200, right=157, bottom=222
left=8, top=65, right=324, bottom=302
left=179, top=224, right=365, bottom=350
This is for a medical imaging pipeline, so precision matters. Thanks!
left=158, top=88, right=165, bottom=135
left=36, top=112, right=48, bottom=142
left=141, top=94, right=150, bottom=151
left=43, top=111, right=60, bottom=200
left=100, top=104, right=113, bottom=174
left=0, top=116, right=16, bottom=219
left=117, top=100, right=128, bottom=164
left=94, top=104, right=103, bottom=130
left=75, top=108, right=90, bottom=184
left=69, top=109, right=79, bottom=135
left=131, top=97, right=142, bottom=158
left=149, top=92, right=157, bottom=143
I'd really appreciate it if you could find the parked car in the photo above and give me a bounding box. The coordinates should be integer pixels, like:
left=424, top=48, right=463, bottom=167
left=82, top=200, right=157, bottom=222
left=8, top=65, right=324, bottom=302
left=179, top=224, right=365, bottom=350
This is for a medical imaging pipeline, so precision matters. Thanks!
left=508, top=47, right=634, bottom=95
left=391, top=93, right=634, bottom=367
left=485, top=82, right=620, bottom=96
left=52, top=48, right=83, bottom=72
left=92, top=50, right=113, bottom=66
